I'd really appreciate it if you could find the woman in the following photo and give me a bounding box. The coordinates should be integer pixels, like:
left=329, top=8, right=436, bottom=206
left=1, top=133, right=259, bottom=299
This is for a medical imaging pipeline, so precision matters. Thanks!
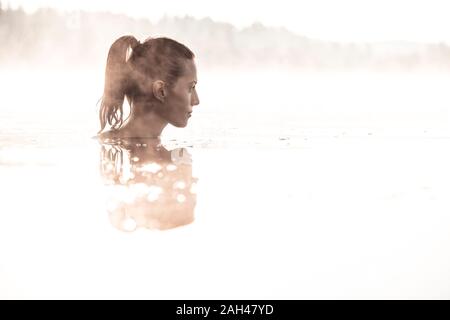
left=97, top=35, right=199, bottom=231
left=98, top=35, right=200, bottom=140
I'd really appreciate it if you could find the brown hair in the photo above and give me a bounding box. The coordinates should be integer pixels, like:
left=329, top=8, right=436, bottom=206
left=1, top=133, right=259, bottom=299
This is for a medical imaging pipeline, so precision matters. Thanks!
left=98, top=35, right=195, bottom=133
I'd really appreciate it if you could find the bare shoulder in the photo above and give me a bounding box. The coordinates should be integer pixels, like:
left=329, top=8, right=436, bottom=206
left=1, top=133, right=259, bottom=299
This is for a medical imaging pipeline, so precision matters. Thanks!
left=96, top=130, right=119, bottom=142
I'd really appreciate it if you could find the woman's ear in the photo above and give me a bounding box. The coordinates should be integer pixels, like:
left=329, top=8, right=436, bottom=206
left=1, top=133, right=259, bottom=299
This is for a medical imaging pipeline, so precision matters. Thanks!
left=152, top=80, right=166, bottom=103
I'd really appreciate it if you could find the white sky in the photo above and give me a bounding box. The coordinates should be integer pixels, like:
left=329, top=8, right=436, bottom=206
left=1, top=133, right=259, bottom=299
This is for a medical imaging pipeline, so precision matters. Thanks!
left=6, top=0, right=450, bottom=43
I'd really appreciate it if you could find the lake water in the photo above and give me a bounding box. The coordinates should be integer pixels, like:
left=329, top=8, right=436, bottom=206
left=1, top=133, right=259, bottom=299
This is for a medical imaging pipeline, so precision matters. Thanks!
left=0, top=69, right=449, bottom=299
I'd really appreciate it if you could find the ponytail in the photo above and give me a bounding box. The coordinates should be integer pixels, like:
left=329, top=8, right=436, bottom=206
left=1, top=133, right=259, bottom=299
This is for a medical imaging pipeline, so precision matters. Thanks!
left=99, top=35, right=139, bottom=134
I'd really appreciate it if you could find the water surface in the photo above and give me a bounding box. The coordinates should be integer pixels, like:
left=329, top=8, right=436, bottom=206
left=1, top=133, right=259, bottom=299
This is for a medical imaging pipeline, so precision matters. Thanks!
left=1, top=70, right=449, bottom=299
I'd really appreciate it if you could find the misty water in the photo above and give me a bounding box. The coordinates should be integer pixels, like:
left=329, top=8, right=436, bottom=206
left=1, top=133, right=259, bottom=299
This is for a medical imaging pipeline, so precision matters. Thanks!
left=1, top=69, right=450, bottom=298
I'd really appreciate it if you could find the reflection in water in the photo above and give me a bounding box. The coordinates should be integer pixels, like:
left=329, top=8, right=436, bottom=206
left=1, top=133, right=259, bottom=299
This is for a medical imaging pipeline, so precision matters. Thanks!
left=99, top=138, right=197, bottom=231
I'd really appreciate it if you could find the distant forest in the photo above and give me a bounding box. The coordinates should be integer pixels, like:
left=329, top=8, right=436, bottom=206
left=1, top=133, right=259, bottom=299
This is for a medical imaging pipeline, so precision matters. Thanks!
left=1, top=3, right=450, bottom=71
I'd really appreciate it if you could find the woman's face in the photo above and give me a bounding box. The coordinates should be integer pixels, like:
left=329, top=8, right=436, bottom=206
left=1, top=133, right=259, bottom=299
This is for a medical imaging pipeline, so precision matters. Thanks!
left=161, top=59, right=199, bottom=128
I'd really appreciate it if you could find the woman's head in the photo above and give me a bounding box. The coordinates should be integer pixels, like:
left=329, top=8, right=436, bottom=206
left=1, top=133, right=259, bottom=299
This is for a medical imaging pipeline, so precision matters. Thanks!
left=99, top=35, right=199, bottom=134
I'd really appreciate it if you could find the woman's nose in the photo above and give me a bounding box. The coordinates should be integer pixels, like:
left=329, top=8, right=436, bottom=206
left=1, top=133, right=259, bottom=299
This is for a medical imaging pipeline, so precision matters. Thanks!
left=191, top=90, right=200, bottom=106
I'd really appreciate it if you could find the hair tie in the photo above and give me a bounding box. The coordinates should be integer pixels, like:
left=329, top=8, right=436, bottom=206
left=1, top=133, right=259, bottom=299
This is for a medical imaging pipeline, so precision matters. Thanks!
left=126, top=39, right=140, bottom=62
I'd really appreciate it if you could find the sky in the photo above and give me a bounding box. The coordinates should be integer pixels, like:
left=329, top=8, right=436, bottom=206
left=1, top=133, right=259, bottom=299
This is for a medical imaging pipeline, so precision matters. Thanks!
left=5, top=0, right=450, bottom=43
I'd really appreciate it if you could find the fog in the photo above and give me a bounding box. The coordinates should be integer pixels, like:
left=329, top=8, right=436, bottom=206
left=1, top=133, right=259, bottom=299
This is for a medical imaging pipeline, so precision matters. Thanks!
left=2, top=5, right=450, bottom=71
left=1, top=3, right=450, bottom=300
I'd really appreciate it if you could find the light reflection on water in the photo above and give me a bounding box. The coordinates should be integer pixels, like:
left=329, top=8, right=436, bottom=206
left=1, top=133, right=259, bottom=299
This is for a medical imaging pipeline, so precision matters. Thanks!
left=0, top=134, right=450, bottom=299
left=99, top=138, right=197, bottom=231
left=0, top=71, right=450, bottom=298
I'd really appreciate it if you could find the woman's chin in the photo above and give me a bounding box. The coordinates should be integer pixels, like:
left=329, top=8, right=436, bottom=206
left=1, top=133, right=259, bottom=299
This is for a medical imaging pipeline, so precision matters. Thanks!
left=171, top=120, right=189, bottom=128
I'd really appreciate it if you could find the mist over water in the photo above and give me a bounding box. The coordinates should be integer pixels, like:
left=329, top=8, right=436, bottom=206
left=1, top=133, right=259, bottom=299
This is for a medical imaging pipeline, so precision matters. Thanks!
left=1, top=4, right=450, bottom=299
left=1, top=69, right=449, bottom=150
left=1, top=68, right=449, bottom=299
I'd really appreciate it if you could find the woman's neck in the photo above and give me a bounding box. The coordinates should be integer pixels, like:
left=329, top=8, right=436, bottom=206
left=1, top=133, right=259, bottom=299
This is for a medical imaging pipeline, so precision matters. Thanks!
left=119, top=110, right=168, bottom=139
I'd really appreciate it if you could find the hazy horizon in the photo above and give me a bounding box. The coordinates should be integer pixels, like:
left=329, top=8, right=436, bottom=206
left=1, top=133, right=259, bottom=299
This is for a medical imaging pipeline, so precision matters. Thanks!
left=6, top=0, right=450, bottom=44
left=2, top=5, right=450, bottom=72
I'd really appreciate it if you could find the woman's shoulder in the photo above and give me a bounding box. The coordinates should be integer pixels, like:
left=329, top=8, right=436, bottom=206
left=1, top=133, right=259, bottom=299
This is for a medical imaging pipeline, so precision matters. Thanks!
left=94, top=130, right=131, bottom=147
left=95, top=130, right=118, bottom=141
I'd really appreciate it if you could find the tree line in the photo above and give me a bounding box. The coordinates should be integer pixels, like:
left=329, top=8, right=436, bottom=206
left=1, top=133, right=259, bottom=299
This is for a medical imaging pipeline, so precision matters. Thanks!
left=1, top=4, right=450, bottom=71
